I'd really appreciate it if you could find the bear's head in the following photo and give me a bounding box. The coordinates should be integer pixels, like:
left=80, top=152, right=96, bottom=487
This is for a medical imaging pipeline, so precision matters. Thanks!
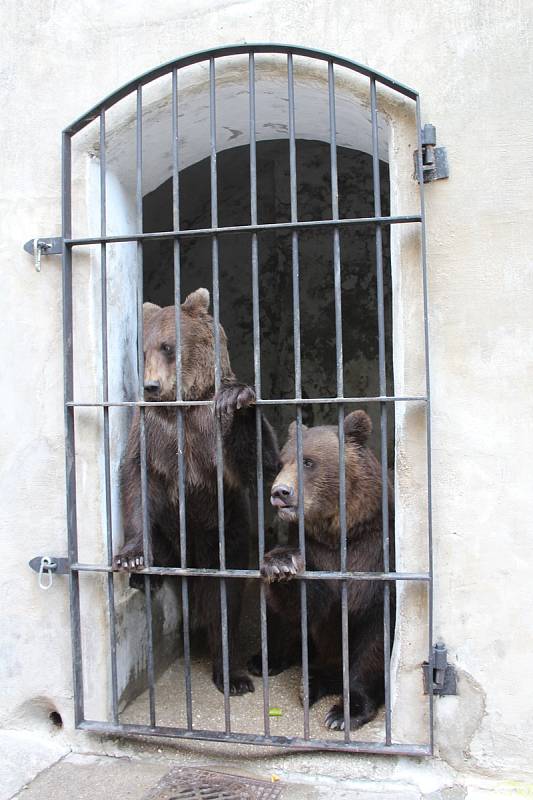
left=270, top=411, right=382, bottom=533
left=142, top=288, right=234, bottom=402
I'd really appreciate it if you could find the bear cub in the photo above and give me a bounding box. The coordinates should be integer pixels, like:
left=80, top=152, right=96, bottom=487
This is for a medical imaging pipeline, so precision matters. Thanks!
left=114, top=288, right=279, bottom=696
left=253, top=410, right=394, bottom=730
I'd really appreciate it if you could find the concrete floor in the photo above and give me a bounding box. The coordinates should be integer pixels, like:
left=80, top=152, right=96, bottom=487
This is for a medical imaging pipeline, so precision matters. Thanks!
left=10, top=752, right=421, bottom=799
left=121, top=654, right=386, bottom=744
left=119, top=578, right=387, bottom=744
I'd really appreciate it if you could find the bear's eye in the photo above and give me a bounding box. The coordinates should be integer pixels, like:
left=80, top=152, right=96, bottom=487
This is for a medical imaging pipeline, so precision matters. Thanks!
left=160, top=343, right=173, bottom=356
left=303, top=458, right=314, bottom=469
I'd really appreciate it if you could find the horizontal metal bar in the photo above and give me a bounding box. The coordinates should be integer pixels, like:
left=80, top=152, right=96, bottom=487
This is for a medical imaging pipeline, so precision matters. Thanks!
left=78, top=719, right=429, bottom=756
left=64, top=43, right=418, bottom=135
left=72, top=563, right=430, bottom=581
left=64, top=215, right=421, bottom=248
left=67, top=395, right=427, bottom=408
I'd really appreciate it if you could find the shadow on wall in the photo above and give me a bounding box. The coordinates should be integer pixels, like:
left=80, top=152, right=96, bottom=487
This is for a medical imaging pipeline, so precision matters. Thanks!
left=142, top=139, right=393, bottom=456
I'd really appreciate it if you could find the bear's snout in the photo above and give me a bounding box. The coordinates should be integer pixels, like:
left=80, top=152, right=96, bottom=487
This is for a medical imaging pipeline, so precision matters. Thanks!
left=144, top=380, right=161, bottom=397
left=271, top=483, right=295, bottom=508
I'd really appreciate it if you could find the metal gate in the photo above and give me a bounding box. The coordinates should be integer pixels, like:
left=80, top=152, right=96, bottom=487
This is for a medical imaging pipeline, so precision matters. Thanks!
left=59, top=44, right=434, bottom=755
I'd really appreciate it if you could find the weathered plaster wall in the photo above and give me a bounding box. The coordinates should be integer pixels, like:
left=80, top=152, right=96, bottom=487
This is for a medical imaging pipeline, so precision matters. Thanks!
left=1, top=0, right=533, bottom=794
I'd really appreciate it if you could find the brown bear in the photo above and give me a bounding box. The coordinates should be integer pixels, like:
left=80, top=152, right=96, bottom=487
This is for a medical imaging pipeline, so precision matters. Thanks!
left=250, top=410, right=394, bottom=730
left=114, top=288, right=279, bottom=696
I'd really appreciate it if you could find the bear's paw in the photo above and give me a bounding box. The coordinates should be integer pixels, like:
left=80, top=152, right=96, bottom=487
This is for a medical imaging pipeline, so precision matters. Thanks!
left=213, top=669, right=255, bottom=696
left=324, top=700, right=377, bottom=731
left=214, top=382, right=256, bottom=417
left=260, top=547, right=304, bottom=582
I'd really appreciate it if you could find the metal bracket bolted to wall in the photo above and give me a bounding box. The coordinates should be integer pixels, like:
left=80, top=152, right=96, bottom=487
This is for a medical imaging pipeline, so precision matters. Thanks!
left=23, top=237, right=63, bottom=272
left=29, top=556, right=70, bottom=590
left=414, top=124, right=449, bottom=183
left=423, top=642, right=457, bottom=695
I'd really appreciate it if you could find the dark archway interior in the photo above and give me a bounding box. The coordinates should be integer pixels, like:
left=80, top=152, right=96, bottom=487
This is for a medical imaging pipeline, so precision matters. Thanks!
left=142, top=139, right=393, bottom=455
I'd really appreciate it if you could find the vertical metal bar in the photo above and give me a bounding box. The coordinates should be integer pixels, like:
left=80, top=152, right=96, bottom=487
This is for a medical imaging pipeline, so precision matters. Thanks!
left=328, top=61, right=351, bottom=740
left=172, top=67, right=193, bottom=731
left=288, top=53, right=310, bottom=740
left=62, top=131, right=84, bottom=726
left=99, top=110, right=119, bottom=724
left=415, top=96, right=435, bottom=754
left=210, top=57, right=231, bottom=732
left=136, top=86, right=156, bottom=727
left=249, top=53, right=270, bottom=737
left=370, top=79, right=392, bottom=746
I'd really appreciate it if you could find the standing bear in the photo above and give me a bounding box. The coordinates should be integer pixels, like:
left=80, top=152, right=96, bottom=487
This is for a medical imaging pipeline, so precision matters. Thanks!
left=253, top=410, right=394, bottom=730
left=114, top=288, right=279, bottom=695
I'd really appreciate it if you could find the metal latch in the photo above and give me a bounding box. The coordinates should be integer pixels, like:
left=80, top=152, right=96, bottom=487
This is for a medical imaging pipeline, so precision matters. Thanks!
left=29, top=556, right=69, bottom=590
left=23, top=237, right=63, bottom=272
left=423, top=642, right=457, bottom=695
left=414, top=124, right=449, bottom=183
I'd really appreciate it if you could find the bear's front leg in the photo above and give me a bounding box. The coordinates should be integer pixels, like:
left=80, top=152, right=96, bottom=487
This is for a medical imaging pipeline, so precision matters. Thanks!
left=207, top=578, right=255, bottom=696
left=247, top=547, right=304, bottom=674
left=114, top=443, right=151, bottom=574
left=215, top=381, right=280, bottom=486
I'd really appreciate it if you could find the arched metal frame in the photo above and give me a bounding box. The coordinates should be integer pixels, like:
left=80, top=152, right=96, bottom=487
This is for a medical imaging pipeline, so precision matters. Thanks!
left=61, top=43, right=433, bottom=755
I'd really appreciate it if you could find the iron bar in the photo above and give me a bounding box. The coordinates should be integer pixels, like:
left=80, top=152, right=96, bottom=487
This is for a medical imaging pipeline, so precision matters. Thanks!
left=136, top=86, right=156, bottom=727
left=62, top=131, right=84, bottom=726
left=99, top=110, right=119, bottom=724
left=416, top=95, right=435, bottom=756
left=64, top=42, right=418, bottom=136
left=328, top=60, right=351, bottom=741
left=78, top=719, right=429, bottom=756
left=371, top=78, right=392, bottom=746
left=210, top=57, right=231, bottom=732
left=73, top=564, right=430, bottom=581
left=288, top=52, right=310, bottom=740
left=67, top=395, right=427, bottom=408
left=249, top=52, right=271, bottom=737
left=172, top=66, right=194, bottom=731
left=64, top=215, right=421, bottom=247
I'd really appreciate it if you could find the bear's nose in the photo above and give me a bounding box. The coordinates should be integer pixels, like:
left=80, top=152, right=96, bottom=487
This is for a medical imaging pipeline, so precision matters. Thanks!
left=271, top=484, right=294, bottom=507
left=144, top=380, right=161, bottom=395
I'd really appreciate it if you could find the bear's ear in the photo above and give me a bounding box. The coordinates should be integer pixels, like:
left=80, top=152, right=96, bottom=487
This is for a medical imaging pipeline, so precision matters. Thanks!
left=143, top=302, right=161, bottom=326
left=288, top=420, right=308, bottom=439
left=182, top=288, right=210, bottom=315
left=344, top=410, right=372, bottom=445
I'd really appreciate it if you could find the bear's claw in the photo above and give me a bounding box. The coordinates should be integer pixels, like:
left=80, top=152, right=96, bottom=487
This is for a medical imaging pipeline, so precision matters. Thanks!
left=213, top=670, right=255, bottom=696
left=324, top=703, right=373, bottom=731
left=325, top=706, right=346, bottom=730
left=114, top=553, right=145, bottom=571
left=260, top=548, right=304, bottom=582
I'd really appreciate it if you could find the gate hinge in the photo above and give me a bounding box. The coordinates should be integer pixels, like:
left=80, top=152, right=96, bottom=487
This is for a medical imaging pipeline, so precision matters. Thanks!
left=423, top=642, right=457, bottom=695
left=414, top=124, right=449, bottom=183
left=23, top=237, right=63, bottom=272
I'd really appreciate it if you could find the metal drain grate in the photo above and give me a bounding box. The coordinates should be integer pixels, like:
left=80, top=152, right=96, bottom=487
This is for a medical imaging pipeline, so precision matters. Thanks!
left=142, top=767, right=282, bottom=800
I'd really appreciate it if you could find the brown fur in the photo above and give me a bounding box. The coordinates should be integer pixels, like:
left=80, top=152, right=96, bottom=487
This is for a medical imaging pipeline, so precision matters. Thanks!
left=115, top=289, right=279, bottom=696
left=249, top=411, right=395, bottom=730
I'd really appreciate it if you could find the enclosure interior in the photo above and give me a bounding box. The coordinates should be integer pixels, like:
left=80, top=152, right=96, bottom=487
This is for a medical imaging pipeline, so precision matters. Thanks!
left=120, top=137, right=395, bottom=738
left=143, top=140, right=393, bottom=442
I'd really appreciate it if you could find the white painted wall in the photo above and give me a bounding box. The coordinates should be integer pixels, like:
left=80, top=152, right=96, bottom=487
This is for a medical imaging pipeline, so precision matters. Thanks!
left=1, top=0, right=533, bottom=794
